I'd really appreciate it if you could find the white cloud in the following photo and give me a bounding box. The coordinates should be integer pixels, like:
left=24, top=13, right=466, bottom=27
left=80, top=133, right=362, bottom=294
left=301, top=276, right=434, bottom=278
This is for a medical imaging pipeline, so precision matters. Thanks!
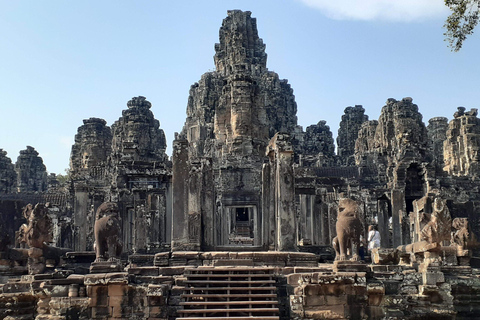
left=298, top=0, right=449, bottom=22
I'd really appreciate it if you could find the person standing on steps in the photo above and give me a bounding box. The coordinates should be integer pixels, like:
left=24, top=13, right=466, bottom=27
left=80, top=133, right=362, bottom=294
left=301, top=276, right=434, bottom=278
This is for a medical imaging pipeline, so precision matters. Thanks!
left=367, top=225, right=381, bottom=253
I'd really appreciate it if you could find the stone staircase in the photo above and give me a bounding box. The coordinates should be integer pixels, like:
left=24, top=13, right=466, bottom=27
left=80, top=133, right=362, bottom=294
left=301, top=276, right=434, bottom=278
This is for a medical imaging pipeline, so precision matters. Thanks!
left=176, top=266, right=280, bottom=320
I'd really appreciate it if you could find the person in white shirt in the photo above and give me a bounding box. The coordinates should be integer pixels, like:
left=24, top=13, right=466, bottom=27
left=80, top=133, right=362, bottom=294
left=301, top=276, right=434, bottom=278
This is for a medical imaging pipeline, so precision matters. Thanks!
left=367, top=225, right=381, bottom=252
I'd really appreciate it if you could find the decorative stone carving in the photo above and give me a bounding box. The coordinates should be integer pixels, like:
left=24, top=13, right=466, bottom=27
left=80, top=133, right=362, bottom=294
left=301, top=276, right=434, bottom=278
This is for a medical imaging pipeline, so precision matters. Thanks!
left=18, top=203, right=53, bottom=249
left=93, top=202, right=122, bottom=262
left=188, top=211, right=201, bottom=245
left=332, top=198, right=363, bottom=261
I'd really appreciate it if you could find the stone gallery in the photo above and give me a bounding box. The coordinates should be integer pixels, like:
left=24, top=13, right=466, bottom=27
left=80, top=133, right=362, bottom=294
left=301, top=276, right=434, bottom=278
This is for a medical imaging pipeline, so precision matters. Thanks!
left=1, top=9, right=480, bottom=320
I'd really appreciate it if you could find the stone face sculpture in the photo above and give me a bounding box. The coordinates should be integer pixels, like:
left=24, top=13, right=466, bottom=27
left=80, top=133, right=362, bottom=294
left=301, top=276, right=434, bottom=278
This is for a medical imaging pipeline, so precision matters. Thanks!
left=332, top=198, right=363, bottom=261
left=94, top=202, right=122, bottom=262
left=18, top=203, right=53, bottom=248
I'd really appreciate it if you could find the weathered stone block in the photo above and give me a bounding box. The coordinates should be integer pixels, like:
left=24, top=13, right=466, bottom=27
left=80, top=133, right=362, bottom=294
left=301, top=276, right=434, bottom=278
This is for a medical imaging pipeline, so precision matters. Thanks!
left=91, top=306, right=110, bottom=318
left=127, top=267, right=160, bottom=276
left=304, top=294, right=326, bottom=306
left=87, top=286, right=108, bottom=307
left=423, top=271, right=445, bottom=285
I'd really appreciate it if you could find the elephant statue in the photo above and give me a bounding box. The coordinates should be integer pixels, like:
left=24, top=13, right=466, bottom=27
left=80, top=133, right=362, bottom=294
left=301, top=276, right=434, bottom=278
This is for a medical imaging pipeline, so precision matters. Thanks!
left=94, top=202, right=122, bottom=262
left=332, top=198, right=363, bottom=261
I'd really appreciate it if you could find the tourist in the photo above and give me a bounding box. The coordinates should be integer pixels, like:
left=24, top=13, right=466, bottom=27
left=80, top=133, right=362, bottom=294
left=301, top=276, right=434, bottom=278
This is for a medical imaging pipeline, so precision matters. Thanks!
left=367, top=225, right=381, bottom=252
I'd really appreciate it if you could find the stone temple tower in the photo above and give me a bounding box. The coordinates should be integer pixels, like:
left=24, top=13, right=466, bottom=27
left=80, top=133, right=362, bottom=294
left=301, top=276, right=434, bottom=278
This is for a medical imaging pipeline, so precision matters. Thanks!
left=172, top=10, right=298, bottom=251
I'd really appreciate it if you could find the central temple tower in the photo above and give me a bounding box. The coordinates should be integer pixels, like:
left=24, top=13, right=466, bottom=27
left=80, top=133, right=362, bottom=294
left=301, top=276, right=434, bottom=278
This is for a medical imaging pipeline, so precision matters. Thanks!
left=172, top=10, right=298, bottom=251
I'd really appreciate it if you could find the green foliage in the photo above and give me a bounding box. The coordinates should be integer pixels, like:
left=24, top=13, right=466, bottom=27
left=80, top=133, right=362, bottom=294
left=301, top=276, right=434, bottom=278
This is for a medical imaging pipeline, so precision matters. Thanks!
left=55, top=168, right=71, bottom=185
left=444, top=0, right=480, bottom=51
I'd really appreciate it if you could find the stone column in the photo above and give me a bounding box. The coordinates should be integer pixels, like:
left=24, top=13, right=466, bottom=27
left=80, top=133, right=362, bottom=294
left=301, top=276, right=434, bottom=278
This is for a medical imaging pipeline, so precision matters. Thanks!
left=73, top=183, right=89, bottom=251
left=171, top=138, right=189, bottom=251
left=391, top=189, right=405, bottom=247
left=267, top=133, right=297, bottom=251
left=187, top=162, right=202, bottom=250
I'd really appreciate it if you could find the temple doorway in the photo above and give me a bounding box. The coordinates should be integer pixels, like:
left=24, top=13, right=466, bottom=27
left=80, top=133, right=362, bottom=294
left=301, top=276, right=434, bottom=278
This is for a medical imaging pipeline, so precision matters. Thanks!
left=228, top=206, right=256, bottom=246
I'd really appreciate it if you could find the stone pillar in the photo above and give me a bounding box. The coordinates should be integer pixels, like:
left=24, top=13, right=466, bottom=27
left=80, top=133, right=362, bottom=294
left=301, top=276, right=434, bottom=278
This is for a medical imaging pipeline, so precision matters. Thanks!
left=73, top=184, right=89, bottom=251
left=187, top=162, right=202, bottom=250
left=391, top=189, right=404, bottom=247
left=171, top=138, right=189, bottom=250
left=377, top=198, right=390, bottom=248
left=201, top=159, right=214, bottom=248
left=267, top=133, right=296, bottom=251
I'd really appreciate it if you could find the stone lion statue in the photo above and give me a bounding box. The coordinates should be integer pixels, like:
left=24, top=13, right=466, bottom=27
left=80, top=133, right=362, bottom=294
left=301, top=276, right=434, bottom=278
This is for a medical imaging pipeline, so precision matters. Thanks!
left=94, top=202, right=122, bottom=262
left=332, top=198, right=363, bottom=261
left=18, top=203, right=53, bottom=248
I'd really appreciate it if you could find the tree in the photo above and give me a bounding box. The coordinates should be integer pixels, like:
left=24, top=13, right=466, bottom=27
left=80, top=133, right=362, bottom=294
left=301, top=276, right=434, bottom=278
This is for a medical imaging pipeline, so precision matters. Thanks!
left=444, top=0, right=480, bottom=51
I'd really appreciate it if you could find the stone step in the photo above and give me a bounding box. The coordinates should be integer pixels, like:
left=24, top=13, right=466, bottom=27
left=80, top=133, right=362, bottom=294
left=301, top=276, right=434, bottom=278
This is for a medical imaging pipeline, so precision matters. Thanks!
left=185, top=267, right=274, bottom=273
left=179, top=307, right=279, bottom=314
left=186, top=273, right=274, bottom=278
left=183, top=286, right=277, bottom=291
left=177, top=317, right=279, bottom=320
left=185, top=280, right=276, bottom=285
left=181, top=293, right=278, bottom=299
left=180, top=300, right=279, bottom=306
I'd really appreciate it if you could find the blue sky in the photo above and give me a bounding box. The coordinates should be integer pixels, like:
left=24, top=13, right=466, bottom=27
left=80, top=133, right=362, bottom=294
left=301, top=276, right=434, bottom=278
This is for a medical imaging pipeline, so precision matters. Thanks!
left=1, top=0, right=479, bottom=174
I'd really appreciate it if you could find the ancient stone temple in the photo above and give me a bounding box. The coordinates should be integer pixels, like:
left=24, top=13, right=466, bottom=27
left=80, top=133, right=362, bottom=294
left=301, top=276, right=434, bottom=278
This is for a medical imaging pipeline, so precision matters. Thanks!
left=3, top=9, right=480, bottom=320
left=172, top=10, right=298, bottom=251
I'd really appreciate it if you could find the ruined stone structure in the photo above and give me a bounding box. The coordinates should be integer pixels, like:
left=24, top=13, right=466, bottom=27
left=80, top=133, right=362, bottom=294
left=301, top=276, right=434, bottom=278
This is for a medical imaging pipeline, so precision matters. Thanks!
left=15, top=146, right=47, bottom=193
left=0, top=149, right=16, bottom=194
left=2, top=9, right=480, bottom=320
left=297, top=120, right=336, bottom=167
left=443, top=107, right=480, bottom=177
left=70, top=117, right=112, bottom=180
left=70, top=97, right=171, bottom=254
left=172, top=10, right=297, bottom=251
left=337, top=105, right=368, bottom=166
